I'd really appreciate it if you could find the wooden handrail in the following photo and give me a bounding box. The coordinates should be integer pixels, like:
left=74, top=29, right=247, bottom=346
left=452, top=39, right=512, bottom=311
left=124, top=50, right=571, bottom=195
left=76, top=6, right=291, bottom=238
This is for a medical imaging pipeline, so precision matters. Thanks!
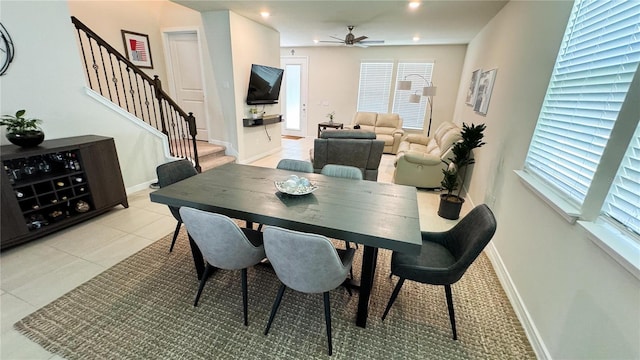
left=71, top=16, right=201, bottom=172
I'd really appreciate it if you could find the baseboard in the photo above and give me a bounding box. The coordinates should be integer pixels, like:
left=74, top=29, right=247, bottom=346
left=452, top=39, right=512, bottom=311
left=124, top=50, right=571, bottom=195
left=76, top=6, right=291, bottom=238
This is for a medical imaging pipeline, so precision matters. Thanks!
left=238, top=146, right=283, bottom=165
left=126, top=180, right=157, bottom=195
left=485, top=243, right=551, bottom=359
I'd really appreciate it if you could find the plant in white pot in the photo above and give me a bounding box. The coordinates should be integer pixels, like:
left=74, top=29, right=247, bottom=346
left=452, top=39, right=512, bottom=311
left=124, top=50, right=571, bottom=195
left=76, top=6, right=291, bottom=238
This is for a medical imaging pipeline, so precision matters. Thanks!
left=1, top=109, right=45, bottom=147
left=438, top=122, right=486, bottom=220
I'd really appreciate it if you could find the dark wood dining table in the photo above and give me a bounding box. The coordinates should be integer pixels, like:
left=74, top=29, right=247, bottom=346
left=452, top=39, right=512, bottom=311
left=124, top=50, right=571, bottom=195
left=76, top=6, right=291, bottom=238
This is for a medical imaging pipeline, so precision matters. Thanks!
left=149, top=163, right=422, bottom=328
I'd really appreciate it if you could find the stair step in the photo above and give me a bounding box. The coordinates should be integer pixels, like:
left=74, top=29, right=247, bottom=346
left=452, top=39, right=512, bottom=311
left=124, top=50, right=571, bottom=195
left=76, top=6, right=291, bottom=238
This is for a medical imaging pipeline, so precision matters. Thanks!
left=199, top=155, right=236, bottom=171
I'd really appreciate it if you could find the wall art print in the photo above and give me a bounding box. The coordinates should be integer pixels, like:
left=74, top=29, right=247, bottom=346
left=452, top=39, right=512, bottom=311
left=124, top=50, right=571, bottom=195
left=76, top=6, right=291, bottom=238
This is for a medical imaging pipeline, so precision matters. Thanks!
left=121, top=30, right=153, bottom=69
left=473, top=68, right=497, bottom=116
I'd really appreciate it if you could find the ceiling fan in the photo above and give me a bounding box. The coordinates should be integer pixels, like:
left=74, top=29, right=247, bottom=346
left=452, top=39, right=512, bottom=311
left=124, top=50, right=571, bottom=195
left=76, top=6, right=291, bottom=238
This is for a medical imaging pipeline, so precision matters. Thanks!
left=319, top=26, right=384, bottom=47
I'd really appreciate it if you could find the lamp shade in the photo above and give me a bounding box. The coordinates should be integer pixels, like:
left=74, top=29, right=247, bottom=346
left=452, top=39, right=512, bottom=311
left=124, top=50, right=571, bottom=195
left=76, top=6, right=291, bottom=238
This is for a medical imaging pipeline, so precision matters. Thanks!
left=408, top=93, right=421, bottom=103
left=422, top=86, right=437, bottom=97
left=397, top=80, right=412, bottom=90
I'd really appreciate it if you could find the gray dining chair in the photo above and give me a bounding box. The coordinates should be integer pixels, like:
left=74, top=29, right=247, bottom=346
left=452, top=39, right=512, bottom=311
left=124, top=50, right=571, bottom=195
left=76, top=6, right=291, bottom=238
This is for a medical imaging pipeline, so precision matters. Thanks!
left=381, top=204, right=497, bottom=340
left=321, top=164, right=362, bottom=251
left=179, top=207, right=266, bottom=326
left=320, top=164, right=363, bottom=180
left=262, top=226, right=355, bottom=356
left=156, top=159, right=198, bottom=252
left=276, top=159, right=314, bottom=173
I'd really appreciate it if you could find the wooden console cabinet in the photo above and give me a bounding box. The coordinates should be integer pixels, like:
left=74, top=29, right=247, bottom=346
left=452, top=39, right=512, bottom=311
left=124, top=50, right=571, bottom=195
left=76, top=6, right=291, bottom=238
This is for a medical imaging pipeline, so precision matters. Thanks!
left=1, top=135, right=128, bottom=250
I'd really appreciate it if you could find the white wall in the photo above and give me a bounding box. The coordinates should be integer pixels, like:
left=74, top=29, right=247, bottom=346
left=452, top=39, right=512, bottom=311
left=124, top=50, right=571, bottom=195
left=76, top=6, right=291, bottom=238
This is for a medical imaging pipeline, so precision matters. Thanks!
left=0, top=0, right=167, bottom=192
left=279, top=45, right=467, bottom=138
left=457, top=1, right=640, bottom=359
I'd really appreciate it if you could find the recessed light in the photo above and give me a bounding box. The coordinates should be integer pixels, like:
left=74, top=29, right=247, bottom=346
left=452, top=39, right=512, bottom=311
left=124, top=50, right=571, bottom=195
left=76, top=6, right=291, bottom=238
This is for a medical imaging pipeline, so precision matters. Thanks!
left=409, top=2, right=420, bottom=9
left=313, top=39, right=319, bottom=44
left=260, top=11, right=270, bottom=18
left=413, top=36, right=420, bottom=41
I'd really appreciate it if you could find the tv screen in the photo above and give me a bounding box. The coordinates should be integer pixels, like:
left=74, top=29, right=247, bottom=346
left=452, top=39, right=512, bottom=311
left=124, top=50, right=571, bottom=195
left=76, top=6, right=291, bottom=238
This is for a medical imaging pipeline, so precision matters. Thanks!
left=246, top=64, right=284, bottom=105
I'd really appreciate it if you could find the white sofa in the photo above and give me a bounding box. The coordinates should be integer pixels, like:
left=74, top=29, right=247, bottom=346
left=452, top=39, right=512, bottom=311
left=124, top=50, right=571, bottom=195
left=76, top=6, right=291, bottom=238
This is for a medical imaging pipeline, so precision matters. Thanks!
left=351, top=112, right=404, bottom=154
left=392, top=121, right=462, bottom=188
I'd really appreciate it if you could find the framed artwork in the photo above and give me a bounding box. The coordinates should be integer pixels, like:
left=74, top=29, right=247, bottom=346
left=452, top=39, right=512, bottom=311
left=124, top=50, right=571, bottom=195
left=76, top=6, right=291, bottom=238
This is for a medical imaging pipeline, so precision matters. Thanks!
left=121, top=30, right=153, bottom=69
left=465, top=69, right=482, bottom=106
left=473, top=68, right=497, bottom=115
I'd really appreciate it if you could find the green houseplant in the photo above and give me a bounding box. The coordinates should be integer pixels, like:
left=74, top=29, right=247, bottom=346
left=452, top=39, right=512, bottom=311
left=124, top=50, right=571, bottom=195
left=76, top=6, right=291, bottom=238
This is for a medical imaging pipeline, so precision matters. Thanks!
left=1, top=109, right=45, bottom=147
left=438, top=122, right=486, bottom=219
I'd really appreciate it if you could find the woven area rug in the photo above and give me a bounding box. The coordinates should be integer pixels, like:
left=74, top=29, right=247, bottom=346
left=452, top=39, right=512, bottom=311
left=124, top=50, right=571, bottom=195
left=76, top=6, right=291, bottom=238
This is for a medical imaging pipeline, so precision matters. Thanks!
left=15, top=229, right=535, bottom=359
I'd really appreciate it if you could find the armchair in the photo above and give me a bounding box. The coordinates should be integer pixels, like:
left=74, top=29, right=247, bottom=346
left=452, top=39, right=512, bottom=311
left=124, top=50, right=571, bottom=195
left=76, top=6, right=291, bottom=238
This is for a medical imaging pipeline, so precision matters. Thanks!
left=392, top=121, right=461, bottom=188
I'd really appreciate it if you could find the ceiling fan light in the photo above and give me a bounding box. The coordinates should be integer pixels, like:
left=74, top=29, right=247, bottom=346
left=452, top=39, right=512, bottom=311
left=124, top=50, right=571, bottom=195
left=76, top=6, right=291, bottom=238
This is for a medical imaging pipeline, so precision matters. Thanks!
left=397, top=80, right=412, bottom=90
left=409, top=93, right=421, bottom=103
left=422, top=86, right=437, bottom=96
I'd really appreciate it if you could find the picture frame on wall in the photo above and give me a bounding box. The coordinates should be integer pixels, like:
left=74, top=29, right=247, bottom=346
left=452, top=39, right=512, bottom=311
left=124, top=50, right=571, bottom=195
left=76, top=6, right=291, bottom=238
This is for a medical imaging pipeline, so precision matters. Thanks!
left=121, top=30, right=153, bottom=69
left=473, top=68, right=497, bottom=115
left=466, top=69, right=482, bottom=106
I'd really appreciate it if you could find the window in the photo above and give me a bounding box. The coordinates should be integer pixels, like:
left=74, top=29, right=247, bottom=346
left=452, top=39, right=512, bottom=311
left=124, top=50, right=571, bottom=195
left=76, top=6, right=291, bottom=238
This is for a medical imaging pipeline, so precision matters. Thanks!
left=356, top=61, right=434, bottom=130
left=522, top=0, right=640, bottom=254
left=524, top=0, right=640, bottom=206
left=356, top=62, right=393, bottom=113
left=392, top=62, right=434, bottom=130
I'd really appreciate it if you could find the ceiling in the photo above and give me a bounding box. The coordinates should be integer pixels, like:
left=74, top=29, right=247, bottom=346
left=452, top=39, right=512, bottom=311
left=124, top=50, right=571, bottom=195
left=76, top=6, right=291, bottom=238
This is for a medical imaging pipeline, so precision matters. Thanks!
left=172, top=1, right=509, bottom=47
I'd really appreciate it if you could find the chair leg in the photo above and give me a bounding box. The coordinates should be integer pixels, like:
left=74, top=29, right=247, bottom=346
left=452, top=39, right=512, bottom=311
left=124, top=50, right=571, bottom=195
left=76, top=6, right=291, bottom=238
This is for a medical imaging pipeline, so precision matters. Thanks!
left=323, top=292, right=333, bottom=356
left=444, top=284, right=457, bottom=340
left=241, top=268, right=248, bottom=326
left=193, top=264, right=214, bottom=306
left=264, top=284, right=286, bottom=335
left=169, top=220, right=182, bottom=252
left=381, top=277, right=405, bottom=321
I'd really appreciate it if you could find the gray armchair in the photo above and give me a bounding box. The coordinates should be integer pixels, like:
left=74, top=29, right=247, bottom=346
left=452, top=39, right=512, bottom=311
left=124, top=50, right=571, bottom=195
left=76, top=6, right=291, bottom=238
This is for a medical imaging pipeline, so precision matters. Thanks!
left=311, top=129, right=384, bottom=181
left=381, top=204, right=497, bottom=340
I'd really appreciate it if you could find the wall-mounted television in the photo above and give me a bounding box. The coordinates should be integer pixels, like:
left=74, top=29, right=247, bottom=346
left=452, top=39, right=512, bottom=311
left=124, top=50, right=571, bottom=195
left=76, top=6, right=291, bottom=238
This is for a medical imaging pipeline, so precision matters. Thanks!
left=246, top=64, right=284, bottom=105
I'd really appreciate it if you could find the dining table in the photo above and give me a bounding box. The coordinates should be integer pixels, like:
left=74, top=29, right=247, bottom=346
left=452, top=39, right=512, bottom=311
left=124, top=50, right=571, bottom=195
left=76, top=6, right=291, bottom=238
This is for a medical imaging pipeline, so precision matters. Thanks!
left=149, top=162, right=422, bottom=328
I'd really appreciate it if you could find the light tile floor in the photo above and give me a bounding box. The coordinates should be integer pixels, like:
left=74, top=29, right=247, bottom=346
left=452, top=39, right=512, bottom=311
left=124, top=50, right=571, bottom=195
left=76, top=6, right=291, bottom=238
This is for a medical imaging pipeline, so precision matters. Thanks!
left=0, top=137, right=471, bottom=359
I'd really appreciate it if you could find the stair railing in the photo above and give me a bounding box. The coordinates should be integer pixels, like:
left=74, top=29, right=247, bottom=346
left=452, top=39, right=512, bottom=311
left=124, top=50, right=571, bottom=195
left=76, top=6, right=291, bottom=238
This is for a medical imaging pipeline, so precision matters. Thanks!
left=70, top=16, right=200, bottom=172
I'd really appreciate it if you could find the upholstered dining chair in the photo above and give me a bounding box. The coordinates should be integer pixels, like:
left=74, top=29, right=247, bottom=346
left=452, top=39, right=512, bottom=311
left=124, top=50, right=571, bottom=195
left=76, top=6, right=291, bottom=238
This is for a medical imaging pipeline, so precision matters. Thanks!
left=381, top=204, right=497, bottom=340
left=179, top=207, right=266, bottom=326
left=276, top=158, right=314, bottom=173
left=320, top=164, right=364, bottom=180
left=156, top=159, right=198, bottom=252
left=262, top=226, right=355, bottom=356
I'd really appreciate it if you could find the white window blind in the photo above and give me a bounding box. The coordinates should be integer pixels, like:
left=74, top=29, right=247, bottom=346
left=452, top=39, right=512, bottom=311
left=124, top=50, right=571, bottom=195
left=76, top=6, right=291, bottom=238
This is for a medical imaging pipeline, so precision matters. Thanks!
left=392, top=62, right=434, bottom=130
left=603, top=125, right=640, bottom=235
left=524, top=0, right=640, bottom=204
left=356, top=62, right=393, bottom=113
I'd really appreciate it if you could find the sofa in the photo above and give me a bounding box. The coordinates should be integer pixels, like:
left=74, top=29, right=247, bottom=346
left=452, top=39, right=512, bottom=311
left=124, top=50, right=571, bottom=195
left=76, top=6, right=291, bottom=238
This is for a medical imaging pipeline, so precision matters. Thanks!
left=392, top=121, right=462, bottom=188
left=351, top=112, right=404, bottom=154
left=311, top=129, right=385, bottom=181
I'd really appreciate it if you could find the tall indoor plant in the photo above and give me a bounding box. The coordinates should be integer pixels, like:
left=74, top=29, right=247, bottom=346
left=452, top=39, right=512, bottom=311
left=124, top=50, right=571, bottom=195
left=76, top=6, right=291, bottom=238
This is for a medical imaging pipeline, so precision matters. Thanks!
left=1, top=109, right=45, bottom=147
left=438, top=122, right=486, bottom=219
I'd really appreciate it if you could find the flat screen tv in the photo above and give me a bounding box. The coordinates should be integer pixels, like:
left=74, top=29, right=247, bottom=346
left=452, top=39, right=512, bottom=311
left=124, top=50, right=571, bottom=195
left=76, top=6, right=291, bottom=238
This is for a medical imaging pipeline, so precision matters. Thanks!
left=246, top=64, right=284, bottom=105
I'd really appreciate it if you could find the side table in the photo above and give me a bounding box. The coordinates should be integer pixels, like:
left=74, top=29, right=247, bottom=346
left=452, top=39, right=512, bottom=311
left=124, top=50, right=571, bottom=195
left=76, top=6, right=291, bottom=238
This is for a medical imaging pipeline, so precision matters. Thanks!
left=317, top=122, right=344, bottom=137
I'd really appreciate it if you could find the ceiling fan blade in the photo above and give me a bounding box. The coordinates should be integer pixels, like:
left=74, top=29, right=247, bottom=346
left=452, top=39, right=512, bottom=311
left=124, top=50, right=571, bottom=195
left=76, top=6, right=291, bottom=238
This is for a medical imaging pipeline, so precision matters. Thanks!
left=360, top=40, right=385, bottom=44
left=329, top=36, right=344, bottom=42
left=318, top=40, right=344, bottom=43
left=353, top=36, right=368, bottom=43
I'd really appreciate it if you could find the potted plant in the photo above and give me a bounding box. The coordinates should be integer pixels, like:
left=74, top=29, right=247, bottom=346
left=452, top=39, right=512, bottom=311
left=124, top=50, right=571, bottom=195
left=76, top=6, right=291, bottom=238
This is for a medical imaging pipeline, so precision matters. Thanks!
left=250, top=107, right=261, bottom=119
left=1, top=109, right=45, bottom=147
left=438, top=122, right=486, bottom=220
left=326, top=111, right=335, bottom=124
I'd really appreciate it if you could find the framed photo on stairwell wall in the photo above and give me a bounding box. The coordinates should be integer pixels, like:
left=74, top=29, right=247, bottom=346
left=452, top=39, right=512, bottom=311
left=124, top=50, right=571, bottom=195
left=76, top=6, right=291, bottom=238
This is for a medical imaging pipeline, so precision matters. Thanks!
left=121, top=30, right=154, bottom=69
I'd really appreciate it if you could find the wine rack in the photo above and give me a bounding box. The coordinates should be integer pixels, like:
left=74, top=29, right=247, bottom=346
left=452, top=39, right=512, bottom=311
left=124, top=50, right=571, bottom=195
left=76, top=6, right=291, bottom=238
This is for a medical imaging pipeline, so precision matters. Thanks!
left=1, top=136, right=128, bottom=250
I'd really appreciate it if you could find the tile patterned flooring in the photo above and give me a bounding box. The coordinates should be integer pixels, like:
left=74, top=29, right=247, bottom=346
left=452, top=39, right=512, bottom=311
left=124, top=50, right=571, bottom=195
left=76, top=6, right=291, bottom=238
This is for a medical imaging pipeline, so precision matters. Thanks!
left=0, top=137, right=471, bottom=359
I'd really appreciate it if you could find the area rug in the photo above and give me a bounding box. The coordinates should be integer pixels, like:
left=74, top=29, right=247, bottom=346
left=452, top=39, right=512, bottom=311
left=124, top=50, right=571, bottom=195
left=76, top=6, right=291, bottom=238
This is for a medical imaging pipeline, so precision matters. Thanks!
left=15, top=230, right=535, bottom=359
left=282, top=135, right=304, bottom=140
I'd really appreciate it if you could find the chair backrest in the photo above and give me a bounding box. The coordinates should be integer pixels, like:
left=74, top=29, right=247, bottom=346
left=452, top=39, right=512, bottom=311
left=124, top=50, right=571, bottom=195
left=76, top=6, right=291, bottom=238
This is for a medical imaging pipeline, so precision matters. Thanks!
left=321, top=164, right=363, bottom=180
left=312, top=130, right=384, bottom=181
left=179, top=207, right=265, bottom=270
left=429, top=122, right=462, bottom=158
left=443, top=204, right=497, bottom=281
left=263, top=226, right=351, bottom=293
left=156, top=159, right=198, bottom=220
left=276, top=159, right=314, bottom=173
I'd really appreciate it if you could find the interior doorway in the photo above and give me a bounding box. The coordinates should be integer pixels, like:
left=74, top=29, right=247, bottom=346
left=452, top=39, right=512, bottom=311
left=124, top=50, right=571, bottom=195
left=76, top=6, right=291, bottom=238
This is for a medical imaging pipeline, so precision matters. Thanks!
left=164, top=30, right=209, bottom=141
left=280, top=56, right=308, bottom=138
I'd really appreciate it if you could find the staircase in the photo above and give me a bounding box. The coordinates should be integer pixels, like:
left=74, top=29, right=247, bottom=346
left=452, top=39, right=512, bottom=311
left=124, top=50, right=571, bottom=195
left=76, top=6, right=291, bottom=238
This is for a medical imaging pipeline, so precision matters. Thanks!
left=195, top=141, right=236, bottom=171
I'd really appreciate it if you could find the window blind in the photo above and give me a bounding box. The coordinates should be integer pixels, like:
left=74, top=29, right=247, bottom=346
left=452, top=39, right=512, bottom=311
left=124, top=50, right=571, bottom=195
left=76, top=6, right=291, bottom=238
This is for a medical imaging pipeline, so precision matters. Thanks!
left=603, top=125, right=640, bottom=235
left=392, top=62, right=434, bottom=130
left=524, top=0, right=640, bottom=204
left=356, top=62, right=393, bottom=113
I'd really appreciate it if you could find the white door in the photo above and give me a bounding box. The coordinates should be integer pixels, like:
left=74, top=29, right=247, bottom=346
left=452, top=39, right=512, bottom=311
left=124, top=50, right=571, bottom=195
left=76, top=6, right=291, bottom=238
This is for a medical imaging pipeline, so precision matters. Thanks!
left=166, top=31, right=208, bottom=141
left=280, top=57, right=308, bottom=137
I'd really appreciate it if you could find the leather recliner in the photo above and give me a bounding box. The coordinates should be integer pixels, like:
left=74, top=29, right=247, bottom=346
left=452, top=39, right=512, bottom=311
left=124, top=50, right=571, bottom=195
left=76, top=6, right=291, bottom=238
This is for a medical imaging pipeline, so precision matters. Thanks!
left=351, top=112, right=404, bottom=154
left=393, top=121, right=462, bottom=188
